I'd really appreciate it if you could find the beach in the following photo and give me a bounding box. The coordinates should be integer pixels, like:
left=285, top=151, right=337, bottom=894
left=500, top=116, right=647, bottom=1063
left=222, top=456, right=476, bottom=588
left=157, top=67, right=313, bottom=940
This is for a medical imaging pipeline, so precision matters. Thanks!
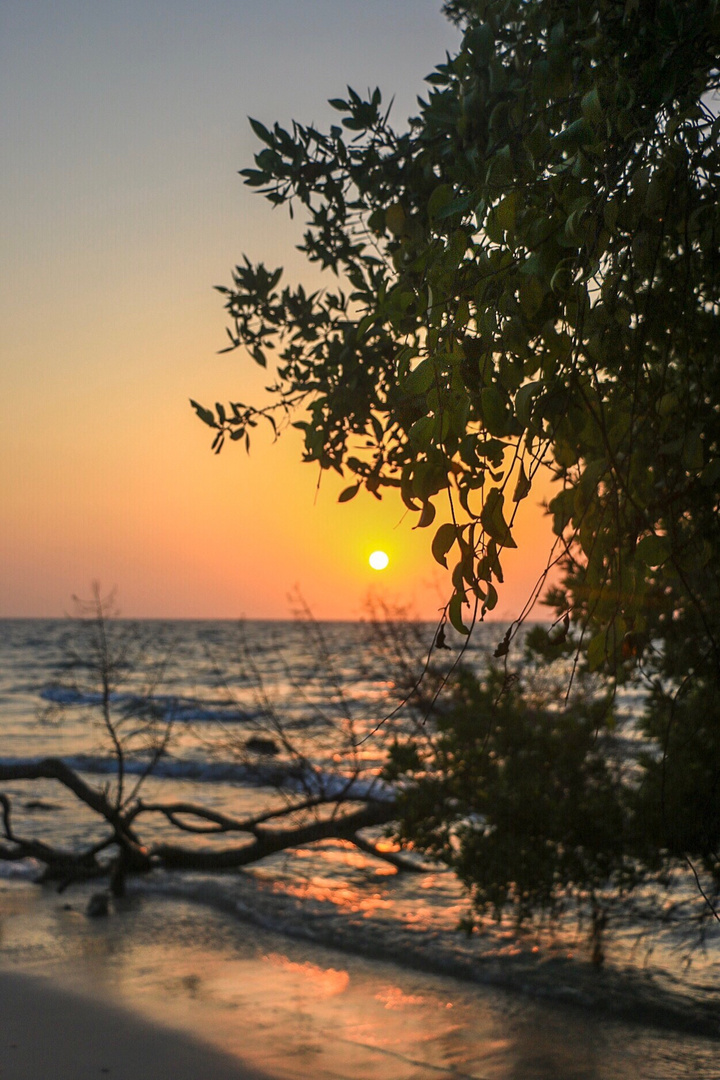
left=0, top=970, right=273, bottom=1080
left=2, top=878, right=719, bottom=1080
left=2, top=619, right=720, bottom=1078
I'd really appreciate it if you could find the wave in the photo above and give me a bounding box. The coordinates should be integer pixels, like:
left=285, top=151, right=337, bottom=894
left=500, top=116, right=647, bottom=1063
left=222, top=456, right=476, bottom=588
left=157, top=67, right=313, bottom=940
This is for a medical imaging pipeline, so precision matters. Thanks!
left=0, top=754, right=396, bottom=803
left=0, top=858, right=42, bottom=881
left=40, top=686, right=258, bottom=725
left=137, top=872, right=720, bottom=1043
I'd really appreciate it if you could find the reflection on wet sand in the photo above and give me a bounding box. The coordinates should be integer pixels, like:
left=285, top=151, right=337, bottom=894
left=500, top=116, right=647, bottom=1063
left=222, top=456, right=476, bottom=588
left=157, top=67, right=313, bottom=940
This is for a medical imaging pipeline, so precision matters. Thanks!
left=1, top=881, right=718, bottom=1079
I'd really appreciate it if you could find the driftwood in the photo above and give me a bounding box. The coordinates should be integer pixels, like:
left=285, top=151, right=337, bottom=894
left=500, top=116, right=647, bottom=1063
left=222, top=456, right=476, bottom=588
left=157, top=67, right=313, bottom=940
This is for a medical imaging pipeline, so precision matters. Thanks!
left=0, top=758, right=151, bottom=882
left=0, top=757, right=421, bottom=887
left=0, top=590, right=436, bottom=892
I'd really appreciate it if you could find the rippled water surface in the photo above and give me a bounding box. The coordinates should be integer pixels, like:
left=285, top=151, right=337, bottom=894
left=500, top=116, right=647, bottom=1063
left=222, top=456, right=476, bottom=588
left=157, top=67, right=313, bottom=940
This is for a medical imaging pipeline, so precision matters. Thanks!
left=2, top=882, right=719, bottom=1080
left=1, top=616, right=719, bottom=1067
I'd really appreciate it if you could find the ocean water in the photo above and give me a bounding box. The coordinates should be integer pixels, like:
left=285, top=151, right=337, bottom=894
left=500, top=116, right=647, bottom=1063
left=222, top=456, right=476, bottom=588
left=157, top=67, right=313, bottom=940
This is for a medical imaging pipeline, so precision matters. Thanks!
left=1, top=616, right=719, bottom=1064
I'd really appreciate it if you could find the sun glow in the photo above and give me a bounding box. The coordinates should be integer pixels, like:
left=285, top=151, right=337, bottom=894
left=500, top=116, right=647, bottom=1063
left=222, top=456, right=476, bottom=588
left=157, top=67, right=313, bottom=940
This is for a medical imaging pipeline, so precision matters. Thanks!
left=369, top=550, right=390, bottom=571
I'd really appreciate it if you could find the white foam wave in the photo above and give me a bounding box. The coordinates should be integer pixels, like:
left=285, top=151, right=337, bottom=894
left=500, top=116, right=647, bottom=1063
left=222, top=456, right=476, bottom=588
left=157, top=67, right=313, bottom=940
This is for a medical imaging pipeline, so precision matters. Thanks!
left=0, top=857, right=42, bottom=881
left=0, top=754, right=396, bottom=803
left=40, top=686, right=256, bottom=724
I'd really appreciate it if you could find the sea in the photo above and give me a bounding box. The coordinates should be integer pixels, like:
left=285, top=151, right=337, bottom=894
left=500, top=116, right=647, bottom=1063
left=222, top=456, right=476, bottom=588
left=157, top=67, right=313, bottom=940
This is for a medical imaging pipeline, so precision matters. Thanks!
left=1, top=616, right=719, bottom=1078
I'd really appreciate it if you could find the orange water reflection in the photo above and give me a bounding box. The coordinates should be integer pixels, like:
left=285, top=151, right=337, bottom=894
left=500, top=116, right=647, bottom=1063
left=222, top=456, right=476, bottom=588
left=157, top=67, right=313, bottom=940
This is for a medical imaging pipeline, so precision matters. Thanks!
left=1, top=884, right=711, bottom=1080
left=374, top=986, right=426, bottom=1009
left=272, top=877, right=395, bottom=917
left=263, top=953, right=350, bottom=997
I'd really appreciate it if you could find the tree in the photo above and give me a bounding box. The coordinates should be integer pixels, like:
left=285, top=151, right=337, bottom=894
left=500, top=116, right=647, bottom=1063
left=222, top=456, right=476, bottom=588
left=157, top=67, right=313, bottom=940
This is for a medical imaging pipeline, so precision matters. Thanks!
left=196, top=0, right=719, bottom=641
left=193, top=0, right=720, bottom=937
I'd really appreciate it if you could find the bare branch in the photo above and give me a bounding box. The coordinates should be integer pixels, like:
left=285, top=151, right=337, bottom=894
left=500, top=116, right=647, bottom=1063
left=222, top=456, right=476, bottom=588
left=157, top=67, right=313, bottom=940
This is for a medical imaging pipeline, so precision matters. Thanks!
left=129, top=792, right=342, bottom=834
left=151, top=800, right=396, bottom=870
left=350, top=831, right=431, bottom=873
left=0, top=758, right=116, bottom=821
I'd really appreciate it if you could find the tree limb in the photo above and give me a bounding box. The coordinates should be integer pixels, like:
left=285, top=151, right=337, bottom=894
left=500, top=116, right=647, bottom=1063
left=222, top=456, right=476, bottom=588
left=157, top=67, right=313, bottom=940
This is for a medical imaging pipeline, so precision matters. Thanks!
left=0, top=759, right=115, bottom=821
left=0, top=759, right=150, bottom=869
left=350, top=831, right=430, bottom=873
left=151, top=800, right=397, bottom=870
left=128, top=792, right=335, bottom=834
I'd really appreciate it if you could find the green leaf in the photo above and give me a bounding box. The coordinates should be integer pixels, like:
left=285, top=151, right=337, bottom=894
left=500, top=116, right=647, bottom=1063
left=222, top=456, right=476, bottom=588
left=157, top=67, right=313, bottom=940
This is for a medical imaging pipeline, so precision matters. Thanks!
left=356, top=312, right=376, bottom=340
left=681, top=430, right=704, bottom=471
left=409, top=415, right=433, bottom=448
left=480, top=386, right=508, bottom=436
left=480, top=488, right=517, bottom=548
left=485, top=143, right=513, bottom=189
left=475, top=437, right=507, bottom=467
left=190, top=400, right=217, bottom=428
left=448, top=590, right=470, bottom=635
left=428, top=184, right=454, bottom=220
left=405, top=359, right=436, bottom=395
left=484, top=206, right=504, bottom=244
left=515, top=381, right=541, bottom=427
left=486, top=538, right=504, bottom=583
left=436, top=195, right=472, bottom=221
left=513, top=462, right=531, bottom=502
left=581, top=86, right=603, bottom=125
left=548, top=488, right=574, bottom=534
left=552, top=117, right=593, bottom=150
left=483, top=581, right=498, bottom=611
left=495, top=191, right=518, bottom=233
left=367, top=209, right=386, bottom=236
left=635, top=534, right=671, bottom=568
left=386, top=202, right=406, bottom=236
left=587, top=631, right=607, bottom=672
left=432, top=523, right=457, bottom=568
left=519, top=277, right=545, bottom=319
left=415, top=501, right=436, bottom=529
left=700, top=458, right=720, bottom=487
left=248, top=117, right=274, bottom=145
left=338, top=483, right=361, bottom=503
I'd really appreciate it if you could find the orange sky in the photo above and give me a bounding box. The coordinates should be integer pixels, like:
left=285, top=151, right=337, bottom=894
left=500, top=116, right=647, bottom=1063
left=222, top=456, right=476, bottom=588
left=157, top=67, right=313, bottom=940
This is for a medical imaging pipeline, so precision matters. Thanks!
left=1, top=1, right=557, bottom=620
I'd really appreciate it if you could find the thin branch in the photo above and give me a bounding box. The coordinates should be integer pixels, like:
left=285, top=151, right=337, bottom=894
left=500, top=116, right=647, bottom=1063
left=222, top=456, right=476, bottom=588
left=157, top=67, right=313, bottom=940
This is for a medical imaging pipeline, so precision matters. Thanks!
left=350, top=831, right=431, bottom=873
left=129, top=793, right=340, bottom=834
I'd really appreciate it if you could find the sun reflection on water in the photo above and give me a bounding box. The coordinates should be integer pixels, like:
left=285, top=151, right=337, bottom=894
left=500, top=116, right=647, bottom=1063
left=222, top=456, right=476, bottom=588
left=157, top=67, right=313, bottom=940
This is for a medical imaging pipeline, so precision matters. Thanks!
left=263, top=953, right=350, bottom=997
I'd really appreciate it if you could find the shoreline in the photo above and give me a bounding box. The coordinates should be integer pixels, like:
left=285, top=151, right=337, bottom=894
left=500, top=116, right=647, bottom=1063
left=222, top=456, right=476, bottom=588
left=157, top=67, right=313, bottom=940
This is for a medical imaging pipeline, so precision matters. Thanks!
left=138, top=870, right=720, bottom=1042
left=2, top=878, right=720, bottom=1080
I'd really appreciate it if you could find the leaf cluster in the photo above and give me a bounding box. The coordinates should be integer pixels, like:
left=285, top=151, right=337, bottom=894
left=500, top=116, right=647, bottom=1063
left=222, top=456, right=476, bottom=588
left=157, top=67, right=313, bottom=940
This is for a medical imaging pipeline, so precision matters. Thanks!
left=196, top=0, right=720, bottom=654
left=193, top=0, right=720, bottom=923
left=385, top=665, right=641, bottom=927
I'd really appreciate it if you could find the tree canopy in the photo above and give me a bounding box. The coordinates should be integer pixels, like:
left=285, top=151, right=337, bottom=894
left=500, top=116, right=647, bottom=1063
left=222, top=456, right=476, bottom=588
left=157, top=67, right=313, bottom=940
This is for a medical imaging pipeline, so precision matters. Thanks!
left=197, top=0, right=719, bottom=657
left=194, top=0, right=720, bottom=934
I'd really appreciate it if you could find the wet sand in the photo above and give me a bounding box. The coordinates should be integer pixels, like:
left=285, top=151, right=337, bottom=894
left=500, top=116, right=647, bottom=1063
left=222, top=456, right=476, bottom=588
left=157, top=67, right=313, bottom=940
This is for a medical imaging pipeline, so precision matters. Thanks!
left=0, top=970, right=273, bottom=1080
left=1, top=879, right=718, bottom=1080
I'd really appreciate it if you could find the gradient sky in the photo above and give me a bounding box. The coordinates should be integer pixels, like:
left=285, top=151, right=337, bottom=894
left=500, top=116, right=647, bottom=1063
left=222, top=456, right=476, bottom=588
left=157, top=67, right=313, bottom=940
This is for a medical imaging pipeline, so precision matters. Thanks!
left=1, top=0, right=556, bottom=620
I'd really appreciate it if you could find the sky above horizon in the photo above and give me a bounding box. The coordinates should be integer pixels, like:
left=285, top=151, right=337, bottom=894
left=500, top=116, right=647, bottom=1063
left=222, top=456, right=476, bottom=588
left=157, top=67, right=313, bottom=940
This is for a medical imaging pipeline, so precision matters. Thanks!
left=1, top=1, right=556, bottom=621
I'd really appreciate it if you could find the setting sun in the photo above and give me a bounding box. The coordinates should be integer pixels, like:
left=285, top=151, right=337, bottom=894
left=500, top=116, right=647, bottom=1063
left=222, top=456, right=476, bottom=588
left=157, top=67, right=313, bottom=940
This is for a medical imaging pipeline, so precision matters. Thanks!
left=369, top=550, right=389, bottom=571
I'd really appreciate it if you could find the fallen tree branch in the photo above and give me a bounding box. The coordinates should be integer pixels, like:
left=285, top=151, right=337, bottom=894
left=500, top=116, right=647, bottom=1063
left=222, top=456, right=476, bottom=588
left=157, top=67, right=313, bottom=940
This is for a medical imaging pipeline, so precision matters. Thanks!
left=0, top=759, right=116, bottom=821
left=349, top=831, right=430, bottom=873
left=1, top=759, right=412, bottom=880
left=128, top=792, right=334, bottom=834
left=0, top=793, right=106, bottom=877
left=150, top=800, right=397, bottom=870
left=0, top=760, right=150, bottom=871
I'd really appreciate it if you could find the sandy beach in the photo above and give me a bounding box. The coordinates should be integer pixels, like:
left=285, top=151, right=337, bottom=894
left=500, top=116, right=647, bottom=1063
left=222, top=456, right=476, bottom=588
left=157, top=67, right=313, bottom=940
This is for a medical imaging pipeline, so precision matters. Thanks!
left=0, top=969, right=274, bottom=1080
left=1, top=878, right=719, bottom=1080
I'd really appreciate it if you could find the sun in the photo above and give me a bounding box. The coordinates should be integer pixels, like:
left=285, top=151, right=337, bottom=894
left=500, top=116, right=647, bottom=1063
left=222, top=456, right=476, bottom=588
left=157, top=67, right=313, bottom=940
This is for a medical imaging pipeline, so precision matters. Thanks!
left=369, top=550, right=389, bottom=571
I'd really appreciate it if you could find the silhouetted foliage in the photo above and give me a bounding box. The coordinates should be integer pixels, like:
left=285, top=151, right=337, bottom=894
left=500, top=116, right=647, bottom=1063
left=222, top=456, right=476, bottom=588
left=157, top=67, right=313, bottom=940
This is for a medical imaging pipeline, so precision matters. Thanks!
left=192, top=0, right=720, bottom=941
